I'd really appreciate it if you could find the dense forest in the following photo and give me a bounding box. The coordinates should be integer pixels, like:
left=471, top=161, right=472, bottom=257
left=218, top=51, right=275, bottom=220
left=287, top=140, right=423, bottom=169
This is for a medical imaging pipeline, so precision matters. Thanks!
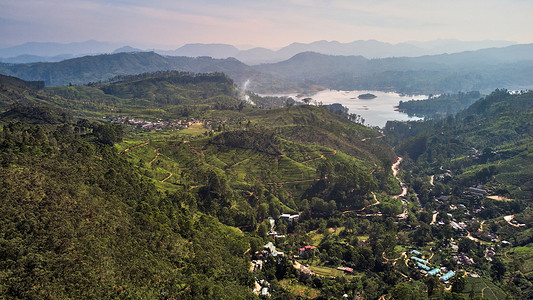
left=397, top=91, right=482, bottom=118
left=0, top=73, right=532, bottom=299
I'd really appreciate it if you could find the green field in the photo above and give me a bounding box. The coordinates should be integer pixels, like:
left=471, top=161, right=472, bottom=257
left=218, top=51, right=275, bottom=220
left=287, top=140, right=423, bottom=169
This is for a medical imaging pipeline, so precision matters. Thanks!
left=505, top=246, right=533, bottom=274
left=279, top=279, right=320, bottom=299
left=462, top=277, right=507, bottom=300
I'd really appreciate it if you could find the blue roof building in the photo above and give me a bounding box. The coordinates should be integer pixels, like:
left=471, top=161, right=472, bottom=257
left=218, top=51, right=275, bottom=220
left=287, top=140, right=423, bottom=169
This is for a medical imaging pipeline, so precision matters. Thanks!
left=440, top=271, right=456, bottom=282
left=417, top=262, right=431, bottom=271
left=411, top=250, right=422, bottom=256
left=428, top=268, right=441, bottom=276
left=411, top=257, right=428, bottom=264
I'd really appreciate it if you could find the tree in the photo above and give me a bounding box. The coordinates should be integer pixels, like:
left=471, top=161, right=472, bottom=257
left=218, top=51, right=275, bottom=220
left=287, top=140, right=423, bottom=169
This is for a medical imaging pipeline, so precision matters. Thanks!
left=425, top=276, right=441, bottom=297
left=302, top=97, right=312, bottom=105
left=257, top=222, right=268, bottom=238
left=451, top=271, right=466, bottom=293
left=491, top=258, right=506, bottom=281
left=458, top=238, right=476, bottom=254
left=390, top=282, right=426, bottom=300
left=92, top=123, right=123, bottom=145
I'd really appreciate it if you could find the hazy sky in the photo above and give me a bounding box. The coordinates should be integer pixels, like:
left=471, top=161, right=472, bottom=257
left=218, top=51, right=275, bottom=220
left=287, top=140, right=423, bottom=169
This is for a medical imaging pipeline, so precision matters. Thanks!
left=1, top=0, right=532, bottom=49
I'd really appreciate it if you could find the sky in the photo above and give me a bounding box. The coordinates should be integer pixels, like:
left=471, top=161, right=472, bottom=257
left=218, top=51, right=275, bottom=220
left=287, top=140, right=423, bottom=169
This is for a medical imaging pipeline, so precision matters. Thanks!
left=1, top=0, right=532, bottom=49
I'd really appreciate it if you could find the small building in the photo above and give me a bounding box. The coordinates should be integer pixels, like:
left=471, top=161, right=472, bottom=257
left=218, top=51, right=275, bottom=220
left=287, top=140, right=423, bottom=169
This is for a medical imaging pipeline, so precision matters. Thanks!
left=280, top=213, right=299, bottom=222
left=411, top=250, right=422, bottom=256
left=438, top=195, right=449, bottom=202
left=267, top=230, right=277, bottom=237
left=468, top=187, right=488, bottom=196
left=299, top=245, right=316, bottom=258
left=411, top=257, right=428, bottom=264
left=417, top=262, right=431, bottom=271
left=450, top=221, right=466, bottom=231
left=454, top=253, right=474, bottom=266
left=428, top=268, right=441, bottom=276
left=337, top=266, right=354, bottom=274
left=264, top=242, right=284, bottom=257
left=251, top=260, right=263, bottom=271
left=485, top=248, right=496, bottom=261
left=440, top=271, right=456, bottom=282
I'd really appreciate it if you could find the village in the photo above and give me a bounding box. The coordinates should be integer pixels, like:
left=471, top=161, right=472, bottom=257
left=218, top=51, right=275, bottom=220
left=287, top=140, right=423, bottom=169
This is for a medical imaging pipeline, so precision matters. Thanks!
left=249, top=177, right=523, bottom=297
left=111, top=116, right=232, bottom=132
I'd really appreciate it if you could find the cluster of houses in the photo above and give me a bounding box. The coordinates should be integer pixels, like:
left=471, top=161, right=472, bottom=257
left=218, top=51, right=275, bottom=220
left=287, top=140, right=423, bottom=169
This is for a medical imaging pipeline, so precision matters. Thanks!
left=112, top=116, right=203, bottom=130
left=252, top=279, right=271, bottom=297
left=410, top=250, right=456, bottom=283
left=262, top=242, right=284, bottom=258
left=468, top=186, right=488, bottom=196
left=454, top=253, right=475, bottom=266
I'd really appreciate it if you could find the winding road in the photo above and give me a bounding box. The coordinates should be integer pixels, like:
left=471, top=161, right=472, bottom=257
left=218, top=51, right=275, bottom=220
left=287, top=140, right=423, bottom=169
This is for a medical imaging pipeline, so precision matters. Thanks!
left=392, top=157, right=409, bottom=219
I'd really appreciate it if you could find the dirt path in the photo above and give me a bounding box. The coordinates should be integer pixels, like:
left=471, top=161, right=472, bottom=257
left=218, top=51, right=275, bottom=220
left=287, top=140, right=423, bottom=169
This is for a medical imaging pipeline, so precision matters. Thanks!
left=466, top=231, right=489, bottom=245
left=402, top=252, right=409, bottom=267
left=505, top=215, right=526, bottom=227
left=149, top=149, right=160, bottom=165
left=481, top=280, right=497, bottom=299
left=300, top=150, right=337, bottom=164
left=342, top=192, right=380, bottom=214
left=275, top=178, right=321, bottom=186
left=382, top=251, right=402, bottom=266
left=392, top=157, right=407, bottom=198
left=120, top=141, right=149, bottom=153
left=300, top=154, right=325, bottom=164
left=430, top=212, right=439, bottom=225
left=161, top=172, right=173, bottom=182
left=361, top=134, right=385, bottom=142
left=392, top=157, right=402, bottom=177
left=427, top=249, right=434, bottom=262
left=487, top=195, right=513, bottom=201
left=430, top=175, right=434, bottom=186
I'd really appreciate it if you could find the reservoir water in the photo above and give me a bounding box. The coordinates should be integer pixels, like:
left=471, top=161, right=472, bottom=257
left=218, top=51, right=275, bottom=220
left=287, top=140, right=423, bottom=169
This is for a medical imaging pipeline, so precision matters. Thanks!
left=271, top=90, right=427, bottom=128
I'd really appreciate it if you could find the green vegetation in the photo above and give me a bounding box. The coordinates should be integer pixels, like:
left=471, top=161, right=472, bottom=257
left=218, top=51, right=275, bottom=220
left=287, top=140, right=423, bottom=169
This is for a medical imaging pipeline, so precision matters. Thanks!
left=2, top=72, right=533, bottom=299
left=398, top=91, right=481, bottom=118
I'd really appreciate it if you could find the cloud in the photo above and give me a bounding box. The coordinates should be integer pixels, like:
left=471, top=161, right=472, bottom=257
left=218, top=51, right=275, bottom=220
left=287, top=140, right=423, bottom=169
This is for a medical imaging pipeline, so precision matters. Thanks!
left=1, top=0, right=532, bottom=47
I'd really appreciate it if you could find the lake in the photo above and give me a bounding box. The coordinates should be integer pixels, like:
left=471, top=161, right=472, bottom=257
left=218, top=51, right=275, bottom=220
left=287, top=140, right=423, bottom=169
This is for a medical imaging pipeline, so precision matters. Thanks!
left=267, top=90, right=427, bottom=128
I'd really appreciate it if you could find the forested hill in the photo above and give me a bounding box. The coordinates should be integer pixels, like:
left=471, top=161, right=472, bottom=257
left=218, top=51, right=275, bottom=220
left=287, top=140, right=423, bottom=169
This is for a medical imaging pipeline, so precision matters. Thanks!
left=0, top=52, right=253, bottom=87
left=3, top=69, right=533, bottom=298
left=387, top=89, right=533, bottom=201
left=2, top=45, right=533, bottom=94
left=0, top=121, right=256, bottom=298
left=397, top=91, right=482, bottom=118
left=0, top=73, right=406, bottom=298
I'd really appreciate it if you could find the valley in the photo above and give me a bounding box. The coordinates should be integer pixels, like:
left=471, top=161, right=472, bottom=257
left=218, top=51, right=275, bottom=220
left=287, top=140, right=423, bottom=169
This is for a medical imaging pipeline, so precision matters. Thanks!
left=0, top=58, right=532, bottom=299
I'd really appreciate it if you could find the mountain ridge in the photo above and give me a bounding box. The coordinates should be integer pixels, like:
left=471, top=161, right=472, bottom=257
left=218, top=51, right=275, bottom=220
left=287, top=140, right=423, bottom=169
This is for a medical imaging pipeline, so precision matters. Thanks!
left=0, top=39, right=518, bottom=65
left=1, top=43, right=533, bottom=94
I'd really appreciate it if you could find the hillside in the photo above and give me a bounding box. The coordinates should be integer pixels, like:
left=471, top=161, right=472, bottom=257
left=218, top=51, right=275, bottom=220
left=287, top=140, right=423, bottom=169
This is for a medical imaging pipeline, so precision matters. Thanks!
left=0, top=121, right=254, bottom=299
left=389, top=89, right=533, bottom=199
left=0, top=52, right=254, bottom=87
left=0, top=73, right=406, bottom=298
left=252, top=47, right=533, bottom=94
left=3, top=72, right=533, bottom=299
left=383, top=89, right=533, bottom=299
left=2, top=44, right=533, bottom=94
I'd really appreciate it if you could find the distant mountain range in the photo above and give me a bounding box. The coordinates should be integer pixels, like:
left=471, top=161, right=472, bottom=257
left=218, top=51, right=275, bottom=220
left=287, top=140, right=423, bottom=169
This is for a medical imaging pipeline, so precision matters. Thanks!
left=0, top=39, right=517, bottom=64
left=1, top=42, right=533, bottom=94
left=152, top=39, right=518, bottom=65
